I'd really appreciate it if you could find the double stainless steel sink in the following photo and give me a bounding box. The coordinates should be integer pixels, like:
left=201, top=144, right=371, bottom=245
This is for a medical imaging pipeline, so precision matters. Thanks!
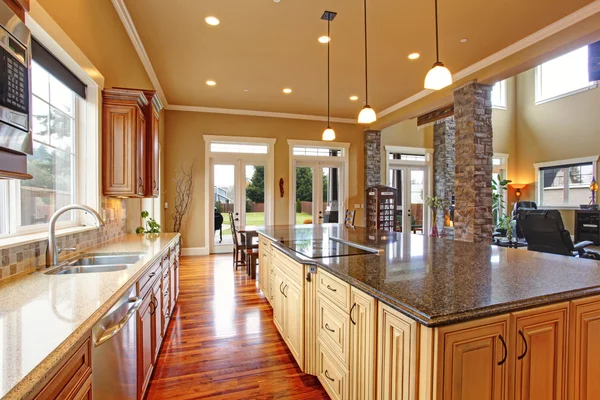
left=45, top=254, right=144, bottom=275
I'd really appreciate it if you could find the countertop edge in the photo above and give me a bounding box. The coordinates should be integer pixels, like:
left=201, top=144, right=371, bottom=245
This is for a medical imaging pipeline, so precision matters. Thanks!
left=260, top=232, right=600, bottom=328
left=3, top=234, right=181, bottom=400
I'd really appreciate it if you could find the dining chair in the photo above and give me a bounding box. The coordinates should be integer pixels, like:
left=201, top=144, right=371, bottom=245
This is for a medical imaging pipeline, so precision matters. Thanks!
left=344, top=209, right=356, bottom=227
left=230, top=217, right=246, bottom=270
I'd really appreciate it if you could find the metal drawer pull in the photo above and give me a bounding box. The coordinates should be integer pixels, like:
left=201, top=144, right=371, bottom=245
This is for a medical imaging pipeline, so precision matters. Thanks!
left=498, top=334, right=508, bottom=366
left=324, top=323, right=335, bottom=333
left=518, top=330, right=528, bottom=360
left=282, top=285, right=288, bottom=298
left=149, top=272, right=156, bottom=278
left=350, top=303, right=357, bottom=325
left=324, top=370, right=335, bottom=382
left=326, top=284, right=337, bottom=292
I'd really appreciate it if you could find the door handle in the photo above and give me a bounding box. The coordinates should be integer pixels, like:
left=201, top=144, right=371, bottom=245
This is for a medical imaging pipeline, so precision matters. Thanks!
left=498, top=334, right=507, bottom=366
left=282, top=285, right=288, bottom=298
left=517, top=330, right=528, bottom=360
left=350, top=303, right=357, bottom=325
left=94, top=297, right=143, bottom=347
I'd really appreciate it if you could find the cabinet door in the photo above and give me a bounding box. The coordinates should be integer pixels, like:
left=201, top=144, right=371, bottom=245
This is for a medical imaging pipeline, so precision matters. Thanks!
left=170, top=262, right=177, bottom=314
left=284, top=279, right=304, bottom=368
left=152, top=279, right=163, bottom=362
left=162, top=277, right=171, bottom=335
left=135, top=111, right=146, bottom=197
left=512, top=304, right=568, bottom=400
left=350, top=288, right=376, bottom=400
left=259, top=251, right=271, bottom=300
left=568, top=296, right=600, bottom=400
left=377, top=303, right=418, bottom=400
left=438, top=316, right=509, bottom=400
left=273, top=267, right=285, bottom=335
left=137, top=292, right=154, bottom=397
left=102, top=104, right=136, bottom=196
left=147, top=111, right=160, bottom=197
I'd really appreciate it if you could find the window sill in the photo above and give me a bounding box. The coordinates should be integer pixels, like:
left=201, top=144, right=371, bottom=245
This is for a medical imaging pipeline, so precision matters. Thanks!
left=0, top=225, right=99, bottom=251
left=538, top=205, right=592, bottom=211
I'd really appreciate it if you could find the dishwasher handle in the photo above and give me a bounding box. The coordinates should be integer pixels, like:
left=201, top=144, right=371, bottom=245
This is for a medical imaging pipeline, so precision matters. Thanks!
left=94, top=297, right=142, bottom=347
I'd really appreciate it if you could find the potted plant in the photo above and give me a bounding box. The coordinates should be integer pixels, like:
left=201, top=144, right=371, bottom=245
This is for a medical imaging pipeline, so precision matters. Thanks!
left=425, top=196, right=448, bottom=237
left=492, top=174, right=512, bottom=234
left=136, top=211, right=161, bottom=235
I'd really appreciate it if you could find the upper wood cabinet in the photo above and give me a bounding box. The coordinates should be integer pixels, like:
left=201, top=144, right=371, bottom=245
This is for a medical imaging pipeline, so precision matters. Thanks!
left=141, top=90, right=163, bottom=197
left=102, top=89, right=148, bottom=197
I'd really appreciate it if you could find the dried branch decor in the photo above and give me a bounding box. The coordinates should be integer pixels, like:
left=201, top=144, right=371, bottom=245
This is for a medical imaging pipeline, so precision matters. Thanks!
left=172, top=161, right=195, bottom=233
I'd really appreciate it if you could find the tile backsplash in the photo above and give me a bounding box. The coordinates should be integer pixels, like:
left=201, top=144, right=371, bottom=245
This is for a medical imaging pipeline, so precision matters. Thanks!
left=0, top=198, right=127, bottom=280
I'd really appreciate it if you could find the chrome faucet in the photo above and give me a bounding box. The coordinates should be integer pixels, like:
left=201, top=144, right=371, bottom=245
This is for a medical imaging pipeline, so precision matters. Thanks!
left=46, top=204, right=105, bottom=267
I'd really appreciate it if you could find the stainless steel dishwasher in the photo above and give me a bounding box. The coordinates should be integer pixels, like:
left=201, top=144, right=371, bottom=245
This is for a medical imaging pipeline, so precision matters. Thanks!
left=92, top=285, right=142, bottom=399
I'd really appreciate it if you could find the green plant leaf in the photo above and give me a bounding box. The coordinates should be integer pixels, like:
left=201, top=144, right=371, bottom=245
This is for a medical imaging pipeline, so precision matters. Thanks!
left=141, top=210, right=149, bottom=219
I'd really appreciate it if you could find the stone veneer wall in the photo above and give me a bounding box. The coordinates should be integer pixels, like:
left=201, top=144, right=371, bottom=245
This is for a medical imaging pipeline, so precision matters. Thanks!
left=453, top=82, right=494, bottom=243
left=433, top=117, right=456, bottom=239
left=364, top=130, right=382, bottom=188
left=0, top=198, right=127, bottom=279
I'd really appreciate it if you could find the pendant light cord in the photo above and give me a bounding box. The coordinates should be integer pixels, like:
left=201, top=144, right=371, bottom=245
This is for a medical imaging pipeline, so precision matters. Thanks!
left=328, top=19, right=331, bottom=126
left=434, top=0, right=440, bottom=63
left=363, top=0, right=369, bottom=105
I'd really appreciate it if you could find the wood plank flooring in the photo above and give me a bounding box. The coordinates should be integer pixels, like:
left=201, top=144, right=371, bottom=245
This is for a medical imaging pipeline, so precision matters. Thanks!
left=146, top=255, right=329, bottom=399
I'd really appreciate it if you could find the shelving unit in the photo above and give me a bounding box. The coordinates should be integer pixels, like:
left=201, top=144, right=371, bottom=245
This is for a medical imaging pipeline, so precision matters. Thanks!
left=365, top=185, right=399, bottom=232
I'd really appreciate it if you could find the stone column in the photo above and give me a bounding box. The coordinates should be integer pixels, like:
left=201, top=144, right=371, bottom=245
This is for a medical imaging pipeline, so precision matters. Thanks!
left=364, top=130, right=381, bottom=188
left=453, top=82, right=494, bottom=243
left=433, top=117, right=455, bottom=238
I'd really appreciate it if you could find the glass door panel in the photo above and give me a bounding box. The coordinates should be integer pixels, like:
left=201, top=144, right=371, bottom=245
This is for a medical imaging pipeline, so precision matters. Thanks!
left=295, top=166, right=314, bottom=224
left=244, top=164, right=265, bottom=227
left=409, top=169, right=425, bottom=235
left=213, top=164, right=236, bottom=246
left=389, top=168, right=404, bottom=232
left=322, top=166, right=341, bottom=223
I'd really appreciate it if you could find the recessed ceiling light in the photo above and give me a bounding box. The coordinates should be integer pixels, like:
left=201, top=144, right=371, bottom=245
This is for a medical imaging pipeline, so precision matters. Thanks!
left=205, top=16, right=220, bottom=26
left=206, top=80, right=216, bottom=86
left=273, top=0, right=280, bottom=2
left=408, top=53, right=420, bottom=60
left=283, top=88, right=292, bottom=94
left=460, top=38, right=468, bottom=43
left=244, top=88, right=249, bottom=92
left=349, top=95, right=359, bottom=101
left=318, top=36, right=331, bottom=44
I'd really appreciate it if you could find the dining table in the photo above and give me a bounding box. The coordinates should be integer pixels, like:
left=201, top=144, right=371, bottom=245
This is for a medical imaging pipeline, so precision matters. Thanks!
left=237, top=224, right=263, bottom=278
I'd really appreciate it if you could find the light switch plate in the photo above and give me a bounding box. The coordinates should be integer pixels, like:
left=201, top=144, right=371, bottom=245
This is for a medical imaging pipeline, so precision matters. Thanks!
left=164, top=202, right=169, bottom=209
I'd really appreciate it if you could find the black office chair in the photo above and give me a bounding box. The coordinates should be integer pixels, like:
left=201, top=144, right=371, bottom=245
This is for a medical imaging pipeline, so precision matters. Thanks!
left=512, top=201, right=537, bottom=239
left=517, top=209, right=600, bottom=259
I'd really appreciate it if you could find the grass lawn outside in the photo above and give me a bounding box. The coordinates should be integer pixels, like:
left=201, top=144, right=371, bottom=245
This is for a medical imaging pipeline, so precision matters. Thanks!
left=220, top=211, right=313, bottom=237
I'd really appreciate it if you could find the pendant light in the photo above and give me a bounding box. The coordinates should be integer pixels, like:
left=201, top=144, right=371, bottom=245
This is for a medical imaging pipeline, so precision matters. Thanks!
left=322, top=11, right=337, bottom=141
left=424, top=0, right=452, bottom=90
left=357, top=0, right=376, bottom=124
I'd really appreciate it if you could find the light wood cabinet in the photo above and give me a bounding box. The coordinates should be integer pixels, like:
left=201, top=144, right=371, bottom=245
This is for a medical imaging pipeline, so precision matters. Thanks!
left=350, top=288, right=376, bottom=400
left=259, top=248, right=271, bottom=303
left=511, top=304, right=568, bottom=400
left=137, top=290, right=154, bottom=397
left=102, top=89, right=148, bottom=197
left=273, top=266, right=286, bottom=336
left=377, top=302, right=418, bottom=400
left=318, top=341, right=349, bottom=400
left=568, top=296, right=600, bottom=400
left=437, top=315, right=509, bottom=400
left=284, top=280, right=304, bottom=367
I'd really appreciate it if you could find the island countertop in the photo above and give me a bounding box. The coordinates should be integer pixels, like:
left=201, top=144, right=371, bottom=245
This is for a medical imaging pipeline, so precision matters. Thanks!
left=0, top=233, right=180, bottom=400
left=257, top=224, right=600, bottom=327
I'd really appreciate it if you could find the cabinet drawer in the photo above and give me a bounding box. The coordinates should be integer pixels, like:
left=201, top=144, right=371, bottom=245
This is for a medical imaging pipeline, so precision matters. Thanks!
left=259, top=236, right=272, bottom=254
left=35, top=338, right=91, bottom=400
left=273, top=248, right=303, bottom=285
left=318, top=342, right=349, bottom=400
left=318, top=294, right=350, bottom=366
left=137, top=259, right=162, bottom=298
left=318, top=269, right=351, bottom=312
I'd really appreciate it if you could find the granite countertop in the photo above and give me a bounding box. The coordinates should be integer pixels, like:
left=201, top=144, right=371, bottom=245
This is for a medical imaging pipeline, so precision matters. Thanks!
left=0, top=233, right=180, bottom=399
left=258, top=224, right=600, bottom=327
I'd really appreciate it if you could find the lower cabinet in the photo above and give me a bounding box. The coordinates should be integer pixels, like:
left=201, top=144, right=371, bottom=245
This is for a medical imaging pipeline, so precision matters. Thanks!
left=351, top=288, right=377, bottom=400
left=137, top=290, right=155, bottom=397
left=259, top=247, right=272, bottom=303
left=272, top=266, right=286, bottom=335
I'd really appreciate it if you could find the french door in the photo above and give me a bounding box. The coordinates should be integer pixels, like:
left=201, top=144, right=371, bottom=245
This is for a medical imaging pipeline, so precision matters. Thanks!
left=209, top=158, right=267, bottom=253
left=388, top=166, right=429, bottom=234
left=293, top=161, right=345, bottom=225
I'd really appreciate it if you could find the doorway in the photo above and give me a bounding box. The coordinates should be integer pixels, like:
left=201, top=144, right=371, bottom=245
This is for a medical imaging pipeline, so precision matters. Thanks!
left=388, top=166, right=428, bottom=234
left=294, top=162, right=344, bottom=225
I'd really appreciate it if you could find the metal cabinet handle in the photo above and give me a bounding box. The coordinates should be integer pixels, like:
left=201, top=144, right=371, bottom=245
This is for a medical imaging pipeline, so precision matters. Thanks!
left=138, top=177, right=144, bottom=192
left=498, top=334, right=508, bottom=366
left=326, top=284, right=337, bottom=292
left=518, top=330, right=528, bottom=360
left=153, top=180, right=157, bottom=190
left=149, top=299, right=155, bottom=316
left=325, top=323, right=335, bottom=333
left=350, top=303, right=357, bottom=325
left=282, top=285, right=288, bottom=298
left=149, top=272, right=156, bottom=278
left=279, top=281, right=284, bottom=294
left=94, top=297, right=143, bottom=347
left=324, top=370, right=335, bottom=382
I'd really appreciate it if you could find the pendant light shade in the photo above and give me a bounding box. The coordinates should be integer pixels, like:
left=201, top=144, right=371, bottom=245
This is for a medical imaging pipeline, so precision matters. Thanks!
left=357, top=0, right=376, bottom=124
left=424, top=62, right=452, bottom=90
left=322, top=11, right=337, bottom=141
left=425, top=0, right=452, bottom=90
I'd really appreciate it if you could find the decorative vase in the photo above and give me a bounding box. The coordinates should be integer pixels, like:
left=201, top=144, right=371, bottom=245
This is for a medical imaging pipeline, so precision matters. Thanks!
left=430, top=211, right=439, bottom=237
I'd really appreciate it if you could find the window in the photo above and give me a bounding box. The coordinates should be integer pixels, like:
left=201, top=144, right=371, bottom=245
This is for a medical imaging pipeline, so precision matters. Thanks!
left=535, top=46, right=597, bottom=104
left=388, top=153, right=426, bottom=161
left=210, top=142, right=268, bottom=154
left=292, top=146, right=342, bottom=157
left=537, top=159, right=597, bottom=207
left=491, top=80, right=507, bottom=109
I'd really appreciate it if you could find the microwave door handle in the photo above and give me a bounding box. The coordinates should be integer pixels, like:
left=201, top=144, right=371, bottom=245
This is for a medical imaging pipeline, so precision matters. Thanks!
left=93, top=297, right=142, bottom=347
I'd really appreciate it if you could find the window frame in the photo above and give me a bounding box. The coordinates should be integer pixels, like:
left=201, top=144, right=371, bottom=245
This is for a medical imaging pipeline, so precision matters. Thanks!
left=534, top=156, right=599, bottom=209
left=491, top=80, right=507, bottom=110
left=534, top=46, right=598, bottom=105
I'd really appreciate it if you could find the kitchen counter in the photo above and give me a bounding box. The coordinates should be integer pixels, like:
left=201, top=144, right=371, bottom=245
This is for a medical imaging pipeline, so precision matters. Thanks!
left=258, top=224, right=600, bottom=327
left=0, top=233, right=180, bottom=399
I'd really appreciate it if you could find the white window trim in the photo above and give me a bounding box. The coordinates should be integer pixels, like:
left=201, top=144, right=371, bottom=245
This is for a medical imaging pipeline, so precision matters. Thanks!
left=0, top=13, right=103, bottom=245
left=534, top=64, right=598, bottom=106
left=534, top=156, right=599, bottom=209
left=288, top=139, right=350, bottom=225
left=492, top=153, right=509, bottom=221
left=491, top=80, right=508, bottom=110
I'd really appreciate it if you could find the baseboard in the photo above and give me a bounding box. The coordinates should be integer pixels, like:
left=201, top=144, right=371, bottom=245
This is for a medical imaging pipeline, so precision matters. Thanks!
left=181, top=247, right=209, bottom=256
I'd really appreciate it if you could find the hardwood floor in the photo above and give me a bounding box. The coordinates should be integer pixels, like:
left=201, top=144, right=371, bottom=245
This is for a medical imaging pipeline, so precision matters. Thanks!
left=146, top=255, right=329, bottom=399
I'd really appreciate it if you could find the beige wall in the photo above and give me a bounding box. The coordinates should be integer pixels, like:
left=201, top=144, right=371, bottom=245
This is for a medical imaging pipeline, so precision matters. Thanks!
left=163, top=111, right=365, bottom=249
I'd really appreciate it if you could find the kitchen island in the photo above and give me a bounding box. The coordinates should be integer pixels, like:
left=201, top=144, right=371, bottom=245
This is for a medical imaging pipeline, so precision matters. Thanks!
left=257, top=224, right=600, bottom=400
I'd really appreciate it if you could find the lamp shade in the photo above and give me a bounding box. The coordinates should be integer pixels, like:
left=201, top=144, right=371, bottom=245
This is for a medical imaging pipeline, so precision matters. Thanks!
left=510, top=184, right=527, bottom=190
left=322, top=127, right=336, bottom=141
left=358, top=105, right=377, bottom=124
left=424, top=62, right=452, bottom=90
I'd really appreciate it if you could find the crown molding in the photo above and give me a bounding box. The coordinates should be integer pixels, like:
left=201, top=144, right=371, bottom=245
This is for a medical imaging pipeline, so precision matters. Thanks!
left=378, top=0, right=600, bottom=119
left=111, top=0, right=168, bottom=107
left=166, top=104, right=357, bottom=124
